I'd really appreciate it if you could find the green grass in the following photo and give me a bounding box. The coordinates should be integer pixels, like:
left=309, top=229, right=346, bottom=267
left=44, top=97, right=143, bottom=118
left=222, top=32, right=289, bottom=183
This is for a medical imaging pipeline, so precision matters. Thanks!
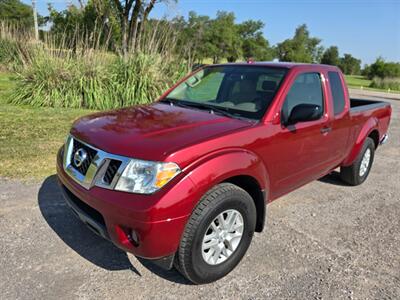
left=345, top=75, right=400, bottom=93
left=0, top=71, right=93, bottom=180
left=345, top=75, right=372, bottom=88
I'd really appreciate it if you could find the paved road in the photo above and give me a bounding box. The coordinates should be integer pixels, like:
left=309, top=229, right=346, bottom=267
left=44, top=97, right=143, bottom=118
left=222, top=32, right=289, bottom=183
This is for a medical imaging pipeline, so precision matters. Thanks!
left=349, top=88, right=400, bottom=100
left=1, top=94, right=399, bottom=299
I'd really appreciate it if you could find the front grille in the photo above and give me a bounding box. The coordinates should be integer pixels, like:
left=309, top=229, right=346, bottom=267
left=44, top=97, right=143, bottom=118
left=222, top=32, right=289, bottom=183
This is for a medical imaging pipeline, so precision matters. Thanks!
left=103, top=160, right=122, bottom=185
left=63, top=135, right=130, bottom=190
left=71, top=139, right=97, bottom=175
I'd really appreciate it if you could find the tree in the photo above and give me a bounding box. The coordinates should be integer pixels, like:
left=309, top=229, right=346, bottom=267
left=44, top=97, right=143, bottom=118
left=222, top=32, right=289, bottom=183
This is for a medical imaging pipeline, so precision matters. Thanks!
left=47, top=0, right=168, bottom=55
left=48, top=2, right=112, bottom=49
left=112, top=0, right=140, bottom=56
left=321, top=46, right=340, bottom=66
left=174, top=11, right=211, bottom=65
left=339, top=54, right=361, bottom=75
left=111, top=0, right=173, bottom=56
left=276, top=24, right=322, bottom=63
left=48, top=0, right=121, bottom=48
left=364, top=57, right=400, bottom=79
left=173, top=12, right=276, bottom=64
left=0, top=0, right=45, bottom=29
left=361, top=65, right=370, bottom=77
left=48, top=4, right=84, bottom=37
left=237, top=20, right=275, bottom=61
left=204, top=11, right=242, bottom=63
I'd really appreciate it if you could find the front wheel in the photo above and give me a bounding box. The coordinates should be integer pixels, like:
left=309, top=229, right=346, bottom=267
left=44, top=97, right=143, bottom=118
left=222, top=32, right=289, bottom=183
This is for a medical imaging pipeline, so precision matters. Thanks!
left=175, top=183, right=256, bottom=284
left=340, top=137, right=375, bottom=186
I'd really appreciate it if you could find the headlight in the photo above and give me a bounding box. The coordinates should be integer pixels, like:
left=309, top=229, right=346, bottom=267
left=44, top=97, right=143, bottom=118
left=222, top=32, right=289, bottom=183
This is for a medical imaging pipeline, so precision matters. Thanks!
left=115, top=159, right=181, bottom=194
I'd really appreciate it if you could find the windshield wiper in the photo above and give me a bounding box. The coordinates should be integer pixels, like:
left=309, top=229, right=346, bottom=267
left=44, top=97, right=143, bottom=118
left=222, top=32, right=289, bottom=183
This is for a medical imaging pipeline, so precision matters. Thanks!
left=160, top=98, right=194, bottom=109
left=161, top=98, right=246, bottom=120
left=192, top=103, right=237, bottom=119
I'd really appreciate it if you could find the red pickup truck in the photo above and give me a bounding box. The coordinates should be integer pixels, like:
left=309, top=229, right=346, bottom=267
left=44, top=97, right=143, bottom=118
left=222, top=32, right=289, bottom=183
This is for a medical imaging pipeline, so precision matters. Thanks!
left=57, top=62, right=391, bottom=284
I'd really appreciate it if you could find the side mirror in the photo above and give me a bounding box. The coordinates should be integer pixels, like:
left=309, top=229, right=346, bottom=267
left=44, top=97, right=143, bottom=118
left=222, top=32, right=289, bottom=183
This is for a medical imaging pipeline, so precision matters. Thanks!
left=287, top=104, right=322, bottom=125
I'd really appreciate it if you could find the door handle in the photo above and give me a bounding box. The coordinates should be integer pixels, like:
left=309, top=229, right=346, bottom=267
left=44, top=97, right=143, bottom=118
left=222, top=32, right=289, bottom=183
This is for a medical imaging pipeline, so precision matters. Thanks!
left=320, top=126, right=332, bottom=134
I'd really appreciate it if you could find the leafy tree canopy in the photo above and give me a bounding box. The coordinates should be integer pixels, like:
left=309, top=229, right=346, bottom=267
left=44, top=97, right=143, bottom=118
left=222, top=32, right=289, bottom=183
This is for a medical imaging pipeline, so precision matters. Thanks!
left=363, top=57, right=400, bottom=79
left=237, top=20, right=275, bottom=61
left=321, top=46, right=340, bottom=66
left=339, top=53, right=361, bottom=75
left=205, top=11, right=242, bottom=63
left=0, top=0, right=45, bottom=28
left=276, top=24, right=323, bottom=63
left=174, top=11, right=275, bottom=64
left=48, top=1, right=120, bottom=49
left=10, top=2, right=368, bottom=70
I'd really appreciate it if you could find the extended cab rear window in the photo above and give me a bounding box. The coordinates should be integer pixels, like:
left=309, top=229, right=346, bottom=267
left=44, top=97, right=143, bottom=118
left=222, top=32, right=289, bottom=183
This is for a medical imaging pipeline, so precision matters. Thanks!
left=328, top=71, right=346, bottom=115
left=165, top=66, right=287, bottom=120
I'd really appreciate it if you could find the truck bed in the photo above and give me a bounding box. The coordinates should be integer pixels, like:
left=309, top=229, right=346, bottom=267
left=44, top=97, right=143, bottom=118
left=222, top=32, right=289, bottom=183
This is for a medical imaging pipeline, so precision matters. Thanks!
left=350, top=98, right=390, bottom=112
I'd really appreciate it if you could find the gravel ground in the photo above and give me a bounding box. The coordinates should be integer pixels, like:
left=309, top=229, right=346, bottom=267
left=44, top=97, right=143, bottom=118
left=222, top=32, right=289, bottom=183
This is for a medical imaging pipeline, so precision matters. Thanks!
left=1, top=92, right=399, bottom=300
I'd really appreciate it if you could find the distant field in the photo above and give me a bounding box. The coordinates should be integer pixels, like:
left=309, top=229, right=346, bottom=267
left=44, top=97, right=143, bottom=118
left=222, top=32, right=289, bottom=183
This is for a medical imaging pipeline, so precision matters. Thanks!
left=345, top=75, right=400, bottom=94
left=345, top=75, right=372, bottom=88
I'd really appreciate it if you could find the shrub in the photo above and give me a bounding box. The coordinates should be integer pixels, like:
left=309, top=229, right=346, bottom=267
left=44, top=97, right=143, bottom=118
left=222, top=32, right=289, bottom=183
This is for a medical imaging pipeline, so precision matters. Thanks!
left=0, top=23, right=34, bottom=71
left=1, top=21, right=188, bottom=109
left=365, top=57, right=400, bottom=80
left=8, top=47, right=187, bottom=109
left=370, top=77, right=400, bottom=91
left=10, top=48, right=107, bottom=108
left=109, top=53, right=186, bottom=107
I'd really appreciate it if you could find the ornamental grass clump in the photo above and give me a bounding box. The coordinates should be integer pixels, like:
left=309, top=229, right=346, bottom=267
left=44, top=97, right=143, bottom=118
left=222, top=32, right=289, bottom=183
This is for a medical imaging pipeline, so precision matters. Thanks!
left=1, top=21, right=188, bottom=109
left=370, top=77, right=400, bottom=91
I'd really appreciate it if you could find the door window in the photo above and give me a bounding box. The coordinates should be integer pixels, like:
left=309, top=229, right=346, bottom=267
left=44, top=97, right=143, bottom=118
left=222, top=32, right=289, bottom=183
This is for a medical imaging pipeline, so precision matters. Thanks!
left=281, top=73, right=324, bottom=124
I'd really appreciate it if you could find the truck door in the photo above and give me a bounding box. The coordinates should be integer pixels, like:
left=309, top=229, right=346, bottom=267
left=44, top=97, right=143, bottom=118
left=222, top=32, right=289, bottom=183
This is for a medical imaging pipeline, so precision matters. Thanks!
left=267, top=72, right=337, bottom=198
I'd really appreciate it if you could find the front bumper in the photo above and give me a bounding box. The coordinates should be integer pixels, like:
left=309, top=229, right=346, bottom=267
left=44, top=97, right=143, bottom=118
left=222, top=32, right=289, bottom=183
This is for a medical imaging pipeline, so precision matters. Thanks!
left=60, top=183, right=110, bottom=241
left=56, top=148, right=196, bottom=262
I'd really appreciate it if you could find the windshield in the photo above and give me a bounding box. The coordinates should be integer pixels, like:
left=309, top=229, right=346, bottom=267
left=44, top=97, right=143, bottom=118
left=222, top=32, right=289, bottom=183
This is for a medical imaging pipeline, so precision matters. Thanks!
left=164, top=65, right=287, bottom=120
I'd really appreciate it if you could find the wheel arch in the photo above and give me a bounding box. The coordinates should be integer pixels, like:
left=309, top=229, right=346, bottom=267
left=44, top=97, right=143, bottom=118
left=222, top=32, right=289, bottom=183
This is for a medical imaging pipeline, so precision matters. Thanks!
left=187, top=149, right=269, bottom=233
left=223, top=175, right=266, bottom=232
left=368, top=129, right=379, bottom=149
left=342, top=117, right=379, bottom=166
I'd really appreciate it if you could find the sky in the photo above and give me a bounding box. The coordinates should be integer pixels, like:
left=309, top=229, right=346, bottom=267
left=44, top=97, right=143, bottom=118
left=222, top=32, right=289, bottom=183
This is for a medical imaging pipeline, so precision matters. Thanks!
left=25, top=0, right=400, bottom=65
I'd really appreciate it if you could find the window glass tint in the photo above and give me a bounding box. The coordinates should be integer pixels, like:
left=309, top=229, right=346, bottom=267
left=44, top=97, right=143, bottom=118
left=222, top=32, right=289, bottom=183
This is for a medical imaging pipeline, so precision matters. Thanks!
left=170, top=69, right=224, bottom=102
left=328, top=71, right=345, bottom=115
left=281, top=73, right=324, bottom=123
left=256, top=74, right=281, bottom=92
left=166, top=66, right=287, bottom=120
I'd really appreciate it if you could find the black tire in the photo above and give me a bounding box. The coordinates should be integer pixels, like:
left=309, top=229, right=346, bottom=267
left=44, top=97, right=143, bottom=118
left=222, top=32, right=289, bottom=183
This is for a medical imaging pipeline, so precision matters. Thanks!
left=340, top=137, right=375, bottom=186
left=175, top=183, right=256, bottom=284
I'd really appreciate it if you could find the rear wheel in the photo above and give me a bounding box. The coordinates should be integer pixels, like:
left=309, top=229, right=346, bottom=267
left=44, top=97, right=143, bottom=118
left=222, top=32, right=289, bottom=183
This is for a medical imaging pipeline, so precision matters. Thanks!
left=175, top=183, right=256, bottom=284
left=340, top=137, right=375, bottom=186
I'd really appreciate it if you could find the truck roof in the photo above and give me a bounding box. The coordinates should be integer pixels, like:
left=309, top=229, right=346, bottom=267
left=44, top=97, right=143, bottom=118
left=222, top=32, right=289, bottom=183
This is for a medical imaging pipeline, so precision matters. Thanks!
left=213, top=61, right=340, bottom=71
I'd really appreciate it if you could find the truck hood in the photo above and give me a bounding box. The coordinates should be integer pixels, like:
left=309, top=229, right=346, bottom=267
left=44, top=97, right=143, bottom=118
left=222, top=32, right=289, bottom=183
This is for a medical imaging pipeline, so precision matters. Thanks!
left=70, top=103, right=252, bottom=162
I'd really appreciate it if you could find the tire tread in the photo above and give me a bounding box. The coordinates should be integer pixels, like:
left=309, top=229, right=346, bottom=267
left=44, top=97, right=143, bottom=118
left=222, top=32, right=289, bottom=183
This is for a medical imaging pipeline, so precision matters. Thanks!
left=340, top=137, right=375, bottom=186
left=176, top=183, right=252, bottom=283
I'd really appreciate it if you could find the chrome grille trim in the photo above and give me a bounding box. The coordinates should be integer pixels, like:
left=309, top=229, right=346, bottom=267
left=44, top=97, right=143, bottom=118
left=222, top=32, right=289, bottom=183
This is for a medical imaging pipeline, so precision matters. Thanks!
left=63, top=135, right=130, bottom=190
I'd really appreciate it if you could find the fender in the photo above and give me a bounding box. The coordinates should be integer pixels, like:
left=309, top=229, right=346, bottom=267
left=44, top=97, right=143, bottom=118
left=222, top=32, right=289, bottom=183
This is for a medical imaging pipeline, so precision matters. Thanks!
left=342, top=117, right=378, bottom=166
left=185, top=148, right=268, bottom=190
left=185, top=149, right=269, bottom=232
left=158, top=148, right=269, bottom=234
